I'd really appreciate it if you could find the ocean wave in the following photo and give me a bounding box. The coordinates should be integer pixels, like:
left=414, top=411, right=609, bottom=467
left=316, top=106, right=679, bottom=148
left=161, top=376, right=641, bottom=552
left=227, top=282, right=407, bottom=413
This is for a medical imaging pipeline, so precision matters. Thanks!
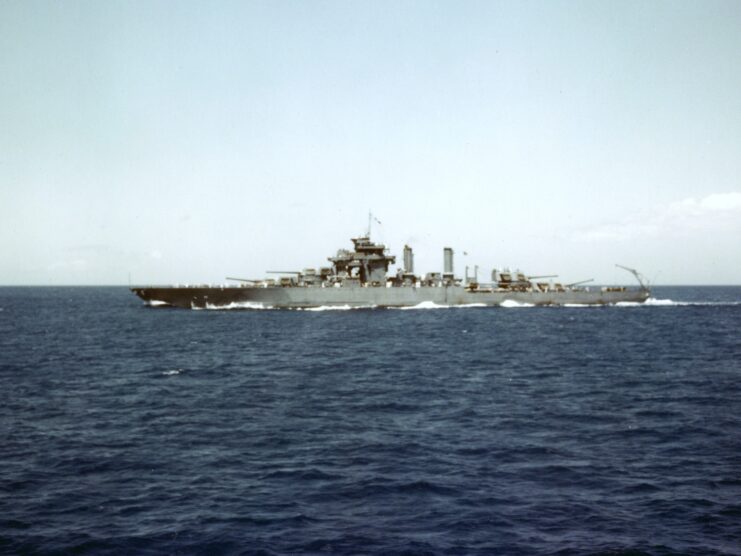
left=181, top=298, right=740, bottom=310
left=200, top=302, right=273, bottom=310
left=616, top=298, right=741, bottom=307
left=299, top=304, right=377, bottom=311
left=394, top=302, right=488, bottom=310
left=644, top=298, right=676, bottom=306
left=397, top=301, right=450, bottom=310
left=500, top=300, right=535, bottom=308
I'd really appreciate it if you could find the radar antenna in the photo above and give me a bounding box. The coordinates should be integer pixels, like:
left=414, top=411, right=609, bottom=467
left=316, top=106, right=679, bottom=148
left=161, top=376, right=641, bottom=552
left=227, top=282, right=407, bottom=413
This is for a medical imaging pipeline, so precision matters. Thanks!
left=615, top=264, right=650, bottom=291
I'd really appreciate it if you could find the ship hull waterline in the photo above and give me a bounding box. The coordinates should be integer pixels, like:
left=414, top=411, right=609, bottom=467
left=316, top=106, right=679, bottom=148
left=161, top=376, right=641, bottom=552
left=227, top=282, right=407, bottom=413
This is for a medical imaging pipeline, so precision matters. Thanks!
left=131, top=285, right=650, bottom=309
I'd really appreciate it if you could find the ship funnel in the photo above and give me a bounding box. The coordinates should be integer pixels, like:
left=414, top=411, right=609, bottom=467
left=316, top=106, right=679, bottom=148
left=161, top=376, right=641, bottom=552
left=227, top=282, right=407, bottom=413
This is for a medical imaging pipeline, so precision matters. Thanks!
left=443, top=247, right=454, bottom=275
left=403, top=245, right=414, bottom=274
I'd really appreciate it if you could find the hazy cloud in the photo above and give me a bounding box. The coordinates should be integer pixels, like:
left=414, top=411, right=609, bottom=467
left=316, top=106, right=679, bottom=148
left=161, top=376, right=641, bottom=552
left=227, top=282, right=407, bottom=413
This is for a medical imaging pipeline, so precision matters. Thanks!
left=573, top=192, right=741, bottom=243
left=66, top=244, right=109, bottom=253
left=47, top=258, right=88, bottom=271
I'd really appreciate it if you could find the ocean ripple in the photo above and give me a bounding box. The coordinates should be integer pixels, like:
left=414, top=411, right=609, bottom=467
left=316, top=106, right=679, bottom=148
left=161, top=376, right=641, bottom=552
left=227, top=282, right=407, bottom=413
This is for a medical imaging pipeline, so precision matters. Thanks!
left=1, top=286, right=740, bottom=555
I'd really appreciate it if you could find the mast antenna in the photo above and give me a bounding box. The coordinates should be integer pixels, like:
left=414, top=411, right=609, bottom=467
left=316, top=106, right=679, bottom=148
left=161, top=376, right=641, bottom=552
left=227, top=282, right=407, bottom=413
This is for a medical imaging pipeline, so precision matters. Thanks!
left=367, top=211, right=382, bottom=238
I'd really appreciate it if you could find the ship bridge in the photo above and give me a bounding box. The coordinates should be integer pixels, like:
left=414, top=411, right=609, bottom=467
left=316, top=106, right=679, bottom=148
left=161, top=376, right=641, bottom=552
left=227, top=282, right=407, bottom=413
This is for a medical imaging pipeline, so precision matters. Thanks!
left=328, top=236, right=396, bottom=286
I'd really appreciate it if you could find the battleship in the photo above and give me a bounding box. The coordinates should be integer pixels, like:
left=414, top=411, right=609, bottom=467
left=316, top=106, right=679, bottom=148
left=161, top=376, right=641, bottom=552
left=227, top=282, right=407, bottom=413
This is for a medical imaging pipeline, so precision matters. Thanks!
left=131, top=231, right=651, bottom=309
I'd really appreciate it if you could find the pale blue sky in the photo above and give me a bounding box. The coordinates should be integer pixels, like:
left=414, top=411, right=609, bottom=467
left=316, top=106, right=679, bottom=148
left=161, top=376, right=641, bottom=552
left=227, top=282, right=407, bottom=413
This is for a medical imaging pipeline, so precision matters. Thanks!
left=1, top=0, right=740, bottom=285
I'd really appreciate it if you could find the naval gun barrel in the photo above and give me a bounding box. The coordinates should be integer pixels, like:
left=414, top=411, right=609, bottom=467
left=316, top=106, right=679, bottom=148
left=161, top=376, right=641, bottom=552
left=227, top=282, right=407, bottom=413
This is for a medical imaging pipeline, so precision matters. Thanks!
left=226, top=276, right=259, bottom=283
left=266, top=271, right=302, bottom=274
left=527, top=274, right=558, bottom=280
left=565, top=278, right=594, bottom=287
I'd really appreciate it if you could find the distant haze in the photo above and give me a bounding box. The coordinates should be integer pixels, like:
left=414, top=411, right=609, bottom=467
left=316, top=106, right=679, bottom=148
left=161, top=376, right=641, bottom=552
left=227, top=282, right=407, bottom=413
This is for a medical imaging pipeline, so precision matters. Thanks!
left=2, top=1, right=740, bottom=285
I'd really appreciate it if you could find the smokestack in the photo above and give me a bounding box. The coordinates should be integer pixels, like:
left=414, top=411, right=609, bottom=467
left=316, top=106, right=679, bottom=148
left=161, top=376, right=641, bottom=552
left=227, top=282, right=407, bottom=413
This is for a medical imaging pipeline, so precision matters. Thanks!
left=443, top=247, right=454, bottom=275
left=403, top=245, right=414, bottom=274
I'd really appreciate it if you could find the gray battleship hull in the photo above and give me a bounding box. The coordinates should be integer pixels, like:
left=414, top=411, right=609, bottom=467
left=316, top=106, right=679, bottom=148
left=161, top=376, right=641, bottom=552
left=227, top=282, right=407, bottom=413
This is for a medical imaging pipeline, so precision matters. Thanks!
left=132, top=230, right=651, bottom=309
left=131, top=285, right=650, bottom=309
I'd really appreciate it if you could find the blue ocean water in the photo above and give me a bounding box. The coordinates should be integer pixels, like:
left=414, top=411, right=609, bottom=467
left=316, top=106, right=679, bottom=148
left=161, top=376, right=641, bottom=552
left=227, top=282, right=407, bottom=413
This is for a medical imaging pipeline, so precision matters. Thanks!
left=1, top=286, right=740, bottom=555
